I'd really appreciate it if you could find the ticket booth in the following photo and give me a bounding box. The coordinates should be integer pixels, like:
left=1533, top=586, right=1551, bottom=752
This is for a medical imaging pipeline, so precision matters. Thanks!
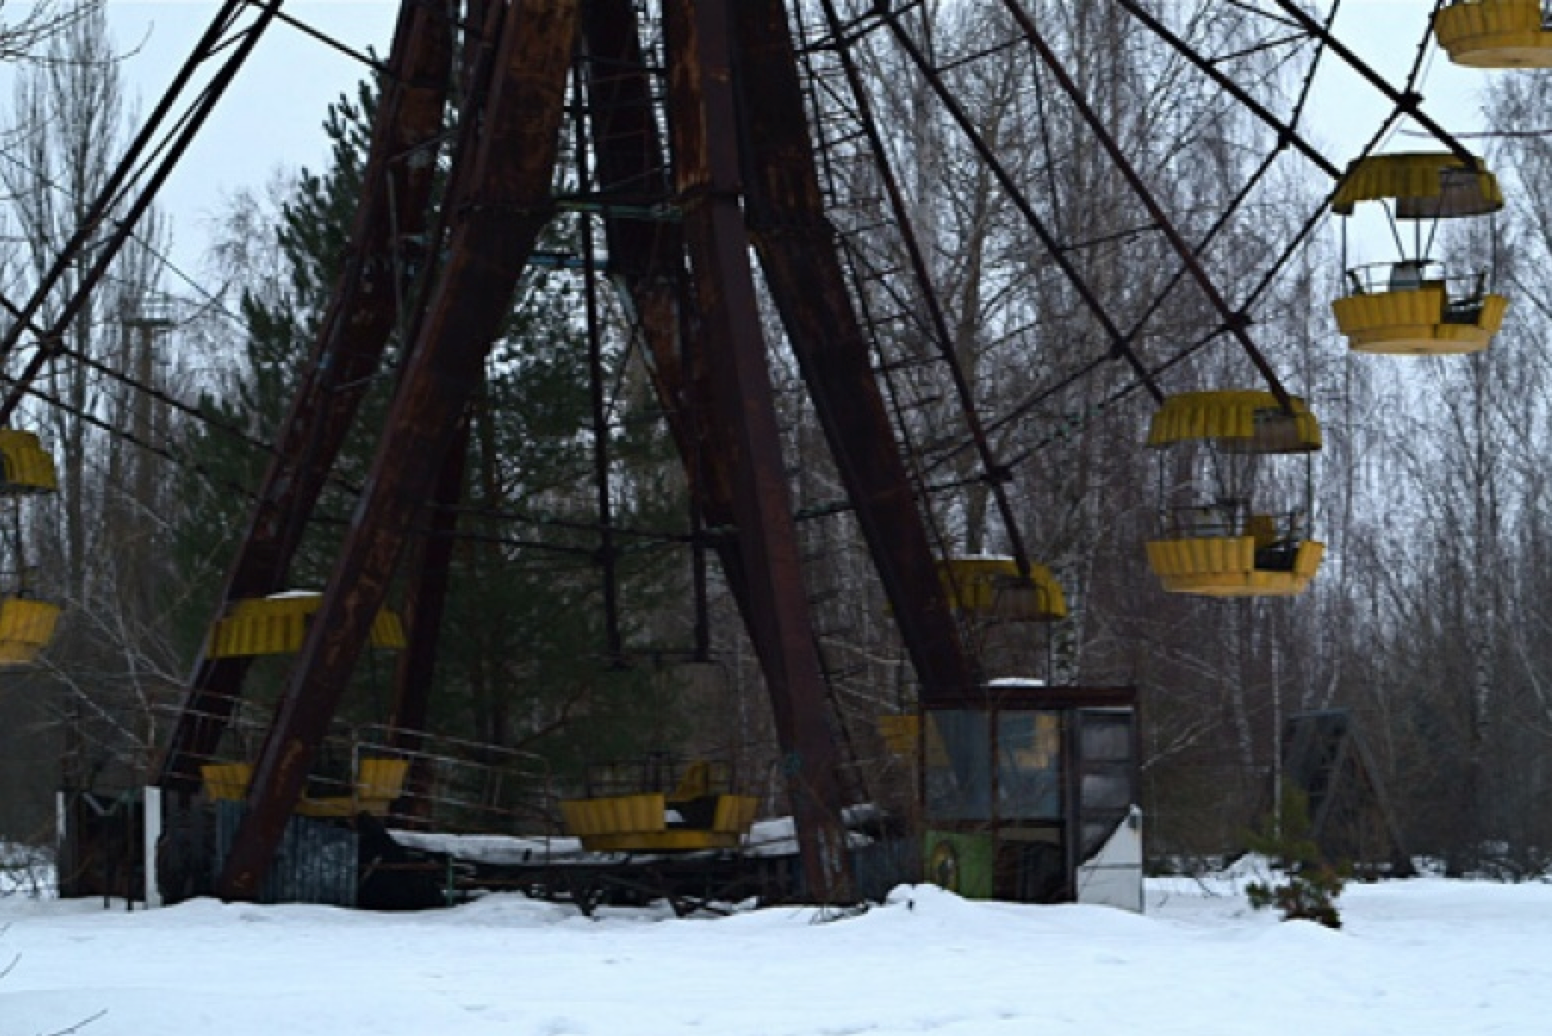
left=917, top=682, right=1141, bottom=910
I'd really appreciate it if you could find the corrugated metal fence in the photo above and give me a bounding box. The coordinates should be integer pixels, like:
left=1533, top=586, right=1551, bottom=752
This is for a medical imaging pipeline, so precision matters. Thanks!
left=214, top=802, right=357, bottom=906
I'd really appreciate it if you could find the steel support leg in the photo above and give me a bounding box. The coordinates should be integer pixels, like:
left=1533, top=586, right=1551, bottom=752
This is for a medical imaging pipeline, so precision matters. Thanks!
left=216, top=0, right=579, bottom=901
left=733, top=0, right=979, bottom=707
left=664, top=0, right=853, bottom=903
left=155, top=0, right=455, bottom=792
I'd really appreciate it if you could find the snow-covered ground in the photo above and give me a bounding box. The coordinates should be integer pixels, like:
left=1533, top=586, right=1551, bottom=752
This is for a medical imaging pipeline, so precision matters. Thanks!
left=3, top=869, right=1550, bottom=1035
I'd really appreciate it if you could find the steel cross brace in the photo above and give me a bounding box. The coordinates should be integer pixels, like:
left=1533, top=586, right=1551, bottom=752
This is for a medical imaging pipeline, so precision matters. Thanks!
left=1000, top=0, right=1294, bottom=411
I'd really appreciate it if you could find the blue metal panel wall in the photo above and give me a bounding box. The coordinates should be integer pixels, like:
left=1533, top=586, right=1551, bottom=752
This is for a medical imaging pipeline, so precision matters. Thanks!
left=214, top=802, right=357, bottom=906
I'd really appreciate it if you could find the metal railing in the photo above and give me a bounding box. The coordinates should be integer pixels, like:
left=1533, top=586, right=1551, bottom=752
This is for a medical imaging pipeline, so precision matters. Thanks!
left=1341, top=260, right=1489, bottom=306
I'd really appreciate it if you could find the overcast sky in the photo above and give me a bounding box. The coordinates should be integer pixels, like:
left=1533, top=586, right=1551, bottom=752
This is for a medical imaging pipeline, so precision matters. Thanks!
left=106, top=1, right=398, bottom=280
left=100, top=0, right=1491, bottom=291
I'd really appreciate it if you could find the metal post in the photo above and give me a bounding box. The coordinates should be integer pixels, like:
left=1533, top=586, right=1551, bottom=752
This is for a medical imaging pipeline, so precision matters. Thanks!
left=142, top=785, right=163, bottom=908
left=664, top=0, right=853, bottom=903
left=154, top=0, right=455, bottom=792
left=216, top=0, right=579, bottom=901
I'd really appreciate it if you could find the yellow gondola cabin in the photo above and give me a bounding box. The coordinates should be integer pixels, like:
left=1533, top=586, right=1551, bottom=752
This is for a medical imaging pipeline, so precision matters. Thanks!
left=1145, top=391, right=1324, bottom=597
left=1434, top=0, right=1552, bottom=68
left=0, top=428, right=60, bottom=663
left=206, top=591, right=407, bottom=658
left=1330, top=153, right=1509, bottom=355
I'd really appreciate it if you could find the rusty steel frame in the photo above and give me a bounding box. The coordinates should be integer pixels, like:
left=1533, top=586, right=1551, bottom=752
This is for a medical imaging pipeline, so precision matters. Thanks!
left=174, top=0, right=1003, bottom=903
left=92, top=0, right=1490, bottom=905
left=662, top=0, right=852, bottom=903
left=154, top=0, right=457, bottom=793
left=216, top=0, right=580, bottom=900
left=579, top=0, right=774, bottom=678
left=579, top=0, right=773, bottom=659
left=812, top=0, right=1036, bottom=586
left=581, top=0, right=857, bottom=706
left=732, top=0, right=979, bottom=707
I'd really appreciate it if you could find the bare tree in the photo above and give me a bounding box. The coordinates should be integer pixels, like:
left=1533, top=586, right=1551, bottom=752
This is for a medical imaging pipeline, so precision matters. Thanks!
left=0, top=2, right=92, bottom=65
left=0, top=1, right=176, bottom=843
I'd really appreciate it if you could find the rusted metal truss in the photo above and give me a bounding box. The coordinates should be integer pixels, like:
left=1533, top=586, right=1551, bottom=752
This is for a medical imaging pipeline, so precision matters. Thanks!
left=161, top=0, right=984, bottom=905
left=215, top=0, right=580, bottom=900
left=154, top=0, right=457, bottom=794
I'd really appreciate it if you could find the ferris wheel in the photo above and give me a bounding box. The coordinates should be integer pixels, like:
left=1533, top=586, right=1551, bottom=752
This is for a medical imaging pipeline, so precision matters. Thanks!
left=8, top=0, right=1540, bottom=902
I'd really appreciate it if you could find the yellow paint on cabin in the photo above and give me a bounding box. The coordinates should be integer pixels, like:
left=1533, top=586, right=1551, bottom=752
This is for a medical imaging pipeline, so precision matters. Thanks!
left=1435, top=0, right=1552, bottom=68
left=207, top=593, right=407, bottom=657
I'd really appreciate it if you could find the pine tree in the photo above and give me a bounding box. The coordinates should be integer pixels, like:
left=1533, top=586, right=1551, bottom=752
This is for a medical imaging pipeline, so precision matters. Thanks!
left=1245, top=786, right=1347, bottom=930
left=169, top=79, right=693, bottom=800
